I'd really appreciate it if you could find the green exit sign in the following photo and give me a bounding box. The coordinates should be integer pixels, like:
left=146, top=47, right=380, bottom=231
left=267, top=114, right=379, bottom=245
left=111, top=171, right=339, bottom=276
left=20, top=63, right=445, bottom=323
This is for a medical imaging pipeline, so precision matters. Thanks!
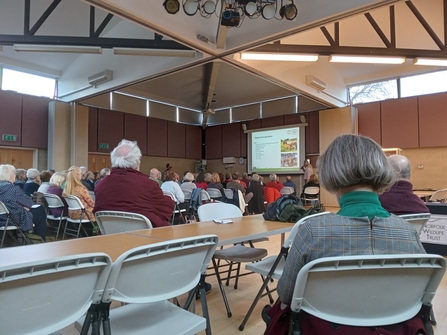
left=99, top=143, right=109, bottom=150
left=2, top=134, right=17, bottom=142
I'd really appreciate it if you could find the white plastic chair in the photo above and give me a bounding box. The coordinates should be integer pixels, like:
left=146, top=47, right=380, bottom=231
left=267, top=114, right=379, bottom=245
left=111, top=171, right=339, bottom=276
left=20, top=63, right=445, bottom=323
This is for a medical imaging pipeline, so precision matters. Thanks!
left=0, top=200, right=30, bottom=247
left=399, top=213, right=431, bottom=235
left=63, top=195, right=93, bottom=239
left=224, top=188, right=246, bottom=214
left=207, top=188, right=223, bottom=200
left=76, top=235, right=218, bottom=335
left=302, top=186, right=320, bottom=206
left=95, top=211, right=153, bottom=235
left=428, top=188, right=447, bottom=202
left=43, top=193, right=68, bottom=240
left=200, top=189, right=212, bottom=203
left=198, top=202, right=268, bottom=318
left=289, top=254, right=446, bottom=335
left=280, top=186, right=294, bottom=196
left=239, top=211, right=330, bottom=330
left=163, top=190, right=186, bottom=225
left=182, top=189, right=192, bottom=201
left=0, top=253, right=111, bottom=335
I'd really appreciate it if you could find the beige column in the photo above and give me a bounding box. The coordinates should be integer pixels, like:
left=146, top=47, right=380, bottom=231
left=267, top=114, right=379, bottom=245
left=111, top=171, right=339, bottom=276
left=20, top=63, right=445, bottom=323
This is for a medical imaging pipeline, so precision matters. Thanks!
left=319, top=106, right=358, bottom=207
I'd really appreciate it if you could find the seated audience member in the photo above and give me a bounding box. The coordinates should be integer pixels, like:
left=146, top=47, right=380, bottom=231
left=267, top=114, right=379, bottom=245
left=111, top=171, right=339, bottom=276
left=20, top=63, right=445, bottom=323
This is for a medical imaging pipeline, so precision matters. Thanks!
left=208, top=172, right=225, bottom=197
left=265, top=173, right=284, bottom=192
left=37, top=170, right=53, bottom=193
left=63, top=166, right=96, bottom=222
left=161, top=170, right=185, bottom=203
left=46, top=172, right=69, bottom=217
left=94, top=139, right=173, bottom=228
left=247, top=173, right=265, bottom=214
left=300, top=174, right=320, bottom=198
left=226, top=171, right=253, bottom=204
left=225, top=173, right=232, bottom=185
left=165, top=163, right=172, bottom=172
left=204, top=173, right=212, bottom=185
left=23, top=168, right=41, bottom=196
left=283, top=175, right=297, bottom=193
left=301, top=159, right=314, bottom=184
left=95, top=168, right=110, bottom=186
left=149, top=168, right=163, bottom=187
left=219, top=172, right=226, bottom=188
left=181, top=172, right=197, bottom=193
left=241, top=172, right=251, bottom=188
left=195, top=172, right=208, bottom=190
left=0, top=164, right=47, bottom=241
left=14, top=168, right=27, bottom=189
left=379, top=155, right=429, bottom=215
left=86, top=171, right=96, bottom=191
left=268, top=134, right=425, bottom=331
left=78, top=166, right=92, bottom=192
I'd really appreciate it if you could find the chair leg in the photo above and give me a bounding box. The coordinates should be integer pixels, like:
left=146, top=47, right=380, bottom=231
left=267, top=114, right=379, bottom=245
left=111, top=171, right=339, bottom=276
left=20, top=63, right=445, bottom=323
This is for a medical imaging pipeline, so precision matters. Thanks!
left=212, top=258, right=232, bottom=318
left=184, top=274, right=213, bottom=335
left=234, top=262, right=242, bottom=289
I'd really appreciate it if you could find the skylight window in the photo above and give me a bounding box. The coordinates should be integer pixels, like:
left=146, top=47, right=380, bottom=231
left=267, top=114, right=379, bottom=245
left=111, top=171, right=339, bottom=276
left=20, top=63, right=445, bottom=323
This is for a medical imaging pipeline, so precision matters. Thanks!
left=1, top=68, right=56, bottom=99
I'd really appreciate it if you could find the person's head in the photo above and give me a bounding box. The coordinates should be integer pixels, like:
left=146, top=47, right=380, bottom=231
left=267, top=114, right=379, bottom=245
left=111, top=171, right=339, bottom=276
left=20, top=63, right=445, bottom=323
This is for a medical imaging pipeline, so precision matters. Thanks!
left=93, top=172, right=99, bottom=180
left=163, top=170, right=176, bottom=182
left=232, top=171, right=241, bottom=181
left=0, top=164, right=16, bottom=183
left=87, top=171, right=94, bottom=181
left=317, top=134, right=395, bottom=197
left=211, top=172, right=221, bottom=184
left=15, top=168, right=26, bottom=181
left=269, top=173, right=277, bottom=181
left=100, top=168, right=111, bottom=179
left=40, top=170, right=53, bottom=183
left=204, top=173, right=212, bottom=183
left=110, top=139, right=142, bottom=170
left=80, top=166, right=88, bottom=178
left=165, top=163, right=172, bottom=171
left=173, top=172, right=179, bottom=182
left=225, top=173, right=232, bottom=181
left=252, top=173, right=260, bottom=182
left=27, top=168, right=41, bottom=184
left=387, top=155, right=411, bottom=180
left=242, top=172, right=248, bottom=179
left=49, top=172, right=66, bottom=188
left=63, top=166, right=83, bottom=197
left=218, top=172, right=225, bottom=183
left=183, top=172, right=195, bottom=182
left=149, top=168, right=160, bottom=179
left=286, top=175, right=292, bottom=181
left=196, top=172, right=205, bottom=183
left=303, top=160, right=309, bottom=167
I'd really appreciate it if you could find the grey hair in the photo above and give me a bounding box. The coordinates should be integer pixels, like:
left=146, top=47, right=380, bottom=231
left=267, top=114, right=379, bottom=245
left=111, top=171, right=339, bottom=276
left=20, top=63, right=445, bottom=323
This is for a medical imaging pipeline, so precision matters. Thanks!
left=100, top=168, right=111, bottom=179
left=204, top=173, right=212, bottom=183
left=317, top=134, right=395, bottom=194
left=0, top=164, right=16, bottom=182
left=269, top=173, right=277, bottom=181
left=16, top=168, right=26, bottom=179
left=252, top=173, right=260, bottom=182
left=26, top=168, right=40, bottom=181
left=49, top=172, right=66, bottom=187
left=387, top=155, right=411, bottom=180
left=80, top=166, right=88, bottom=175
left=110, top=139, right=142, bottom=169
left=183, top=172, right=195, bottom=182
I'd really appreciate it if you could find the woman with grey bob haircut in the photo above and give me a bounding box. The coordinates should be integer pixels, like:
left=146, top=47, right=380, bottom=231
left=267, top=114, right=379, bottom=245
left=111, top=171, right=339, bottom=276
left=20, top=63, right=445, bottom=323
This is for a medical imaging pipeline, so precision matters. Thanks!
left=110, top=139, right=142, bottom=170
left=317, top=133, right=396, bottom=195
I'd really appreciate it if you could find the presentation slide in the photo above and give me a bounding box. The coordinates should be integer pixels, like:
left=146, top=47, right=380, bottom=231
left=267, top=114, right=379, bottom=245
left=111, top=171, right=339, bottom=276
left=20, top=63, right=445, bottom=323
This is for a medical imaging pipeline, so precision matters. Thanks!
left=248, top=125, right=305, bottom=174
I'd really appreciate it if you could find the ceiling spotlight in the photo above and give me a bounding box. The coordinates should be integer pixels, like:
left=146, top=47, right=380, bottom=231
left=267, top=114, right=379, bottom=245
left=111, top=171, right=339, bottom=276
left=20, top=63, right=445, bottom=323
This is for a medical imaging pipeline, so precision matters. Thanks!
left=280, top=3, right=298, bottom=20
left=202, top=0, right=216, bottom=15
left=221, top=10, right=240, bottom=27
left=183, top=0, right=198, bottom=16
left=163, top=0, right=180, bottom=14
left=244, top=1, right=258, bottom=17
left=261, top=4, right=276, bottom=20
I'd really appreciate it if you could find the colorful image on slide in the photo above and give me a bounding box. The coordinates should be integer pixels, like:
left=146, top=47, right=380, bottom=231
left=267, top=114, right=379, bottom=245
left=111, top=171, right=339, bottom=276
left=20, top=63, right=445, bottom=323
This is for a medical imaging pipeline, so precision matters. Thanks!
left=281, top=138, right=297, bottom=152
left=281, top=153, right=298, bottom=167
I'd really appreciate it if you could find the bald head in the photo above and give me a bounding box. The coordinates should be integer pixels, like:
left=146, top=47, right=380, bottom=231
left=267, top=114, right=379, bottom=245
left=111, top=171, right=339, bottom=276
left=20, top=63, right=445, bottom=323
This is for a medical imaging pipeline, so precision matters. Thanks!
left=388, top=155, right=411, bottom=180
left=150, top=168, right=159, bottom=178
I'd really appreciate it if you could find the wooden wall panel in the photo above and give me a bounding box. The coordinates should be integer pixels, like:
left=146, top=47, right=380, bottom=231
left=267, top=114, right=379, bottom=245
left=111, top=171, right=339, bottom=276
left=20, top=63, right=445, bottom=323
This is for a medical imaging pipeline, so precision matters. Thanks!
left=22, top=95, right=51, bottom=149
left=381, top=97, right=419, bottom=149
left=97, top=109, right=124, bottom=153
left=0, top=91, right=22, bottom=147
left=185, top=125, right=202, bottom=160
left=88, top=107, right=98, bottom=152
left=167, top=121, right=185, bottom=158
left=308, top=111, right=320, bottom=155
left=205, top=125, right=222, bottom=159
left=124, top=113, right=147, bottom=155
left=261, top=116, right=283, bottom=128
left=418, top=92, right=447, bottom=147
left=283, top=114, right=301, bottom=125
left=247, top=119, right=261, bottom=130
left=222, top=123, right=241, bottom=158
left=240, top=125, right=247, bottom=158
left=356, top=101, right=381, bottom=145
left=147, top=117, right=167, bottom=157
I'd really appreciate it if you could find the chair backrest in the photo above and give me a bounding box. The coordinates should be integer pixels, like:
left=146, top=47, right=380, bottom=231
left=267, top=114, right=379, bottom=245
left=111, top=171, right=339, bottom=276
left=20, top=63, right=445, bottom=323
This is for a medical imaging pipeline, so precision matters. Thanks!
left=200, top=189, right=211, bottom=203
left=283, top=212, right=331, bottom=248
left=64, top=195, right=85, bottom=210
left=102, top=235, right=218, bottom=304
left=95, top=211, right=153, bottom=234
left=0, top=253, right=111, bottom=335
left=290, top=254, right=446, bottom=327
left=399, top=213, right=431, bottom=235
left=0, top=201, right=10, bottom=215
left=264, top=187, right=281, bottom=204
left=43, top=193, right=65, bottom=209
left=303, top=186, right=320, bottom=196
left=197, top=202, right=243, bottom=221
left=207, top=188, right=222, bottom=199
left=163, top=190, right=179, bottom=203
left=183, top=189, right=192, bottom=201
left=224, top=188, right=233, bottom=199
left=429, top=188, right=447, bottom=201
left=280, top=187, right=294, bottom=196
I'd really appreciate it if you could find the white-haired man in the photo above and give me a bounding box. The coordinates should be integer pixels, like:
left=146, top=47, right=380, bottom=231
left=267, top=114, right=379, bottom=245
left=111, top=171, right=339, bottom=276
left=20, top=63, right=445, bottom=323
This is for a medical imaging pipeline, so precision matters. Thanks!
left=265, top=173, right=283, bottom=192
left=149, top=168, right=162, bottom=187
left=23, top=168, right=41, bottom=196
left=94, top=139, right=174, bottom=227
